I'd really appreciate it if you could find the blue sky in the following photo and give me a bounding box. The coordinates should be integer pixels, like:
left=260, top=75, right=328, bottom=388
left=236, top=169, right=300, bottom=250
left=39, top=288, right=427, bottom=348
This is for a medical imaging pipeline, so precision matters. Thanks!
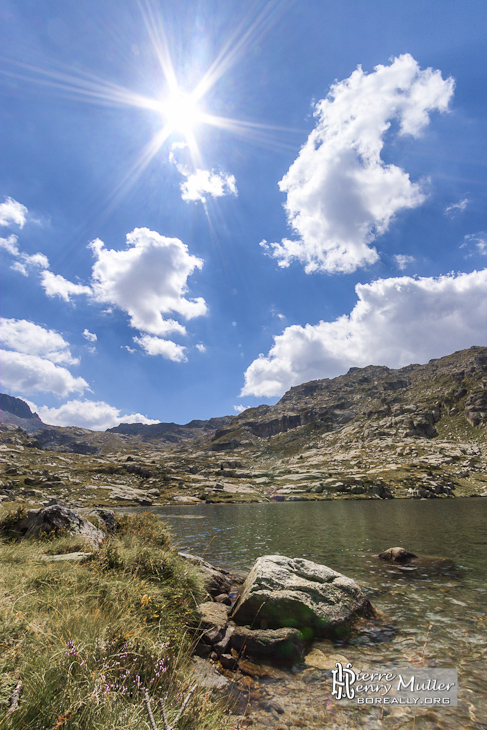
left=1, top=0, right=486, bottom=429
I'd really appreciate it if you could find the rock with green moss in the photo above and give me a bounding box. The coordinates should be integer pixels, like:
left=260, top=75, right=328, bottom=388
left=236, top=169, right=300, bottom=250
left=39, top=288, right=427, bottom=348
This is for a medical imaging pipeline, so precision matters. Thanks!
left=231, top=554, right=374, bottom=638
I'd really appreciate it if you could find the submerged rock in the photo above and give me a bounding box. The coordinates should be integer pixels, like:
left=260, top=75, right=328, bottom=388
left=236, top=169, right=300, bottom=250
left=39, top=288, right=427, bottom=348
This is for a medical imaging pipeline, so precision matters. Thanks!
left=378, top=547, right=418, bottom=564
left=231, top=554, right=374, bottom=639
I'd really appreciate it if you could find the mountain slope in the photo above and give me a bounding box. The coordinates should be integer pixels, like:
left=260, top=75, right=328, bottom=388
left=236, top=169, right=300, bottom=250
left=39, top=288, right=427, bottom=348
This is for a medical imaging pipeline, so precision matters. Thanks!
left=0, top=394, right=44, bottom=434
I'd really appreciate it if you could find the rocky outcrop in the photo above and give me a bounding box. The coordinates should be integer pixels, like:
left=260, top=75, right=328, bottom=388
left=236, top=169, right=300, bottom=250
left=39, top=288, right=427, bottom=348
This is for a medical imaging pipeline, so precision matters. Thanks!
left=208, top=347, right=487, bottom=449
left=231, top=555, right=374, bottom=638
left=32, top=428, right=99, bottom=454
left=179, top=552, right=246, bottom=597
left=3, top=505, right=105, bottom=547
left=465, top=391, right=487, bottom=426
left=0, top=394, right=44, bottom=434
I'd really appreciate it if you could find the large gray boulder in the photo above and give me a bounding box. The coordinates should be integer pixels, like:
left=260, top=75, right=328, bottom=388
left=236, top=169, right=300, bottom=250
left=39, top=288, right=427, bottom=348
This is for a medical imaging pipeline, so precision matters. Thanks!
left=231, top=555, right=373, bottom=638
left=9, top=505, right=105, bottom=547
left=179, top=552, right=246, bottom=597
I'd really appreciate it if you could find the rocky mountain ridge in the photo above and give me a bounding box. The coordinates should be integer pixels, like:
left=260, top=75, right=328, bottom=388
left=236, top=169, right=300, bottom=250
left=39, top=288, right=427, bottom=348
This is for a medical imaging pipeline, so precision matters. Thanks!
left=1, top=346, right=486, bottom=508
left=209, top=347, right=487, bottom=451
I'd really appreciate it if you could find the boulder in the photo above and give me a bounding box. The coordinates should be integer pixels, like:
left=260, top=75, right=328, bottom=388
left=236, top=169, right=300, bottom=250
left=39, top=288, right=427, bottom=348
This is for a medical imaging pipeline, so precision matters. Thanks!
left=231, top=555, right=373, bottom=638
left=179, top=552, right=246, bottom=597
left=231, top=625, right=304, bottom=662
left=8, top=505, right=105, bottom=547
left=378, top=547, right=418, bottom=564
left=197, top=602, right=230, bottom=645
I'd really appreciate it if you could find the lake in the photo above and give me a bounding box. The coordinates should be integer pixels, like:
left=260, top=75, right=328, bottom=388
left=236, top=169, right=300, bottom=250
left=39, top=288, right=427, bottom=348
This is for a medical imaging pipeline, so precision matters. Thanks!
left=150, top=498, right=487, bottom=729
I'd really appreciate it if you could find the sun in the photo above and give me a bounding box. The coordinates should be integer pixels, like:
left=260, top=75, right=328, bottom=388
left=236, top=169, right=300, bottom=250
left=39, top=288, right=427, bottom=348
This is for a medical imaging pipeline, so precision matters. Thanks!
left=160, top=90, right=202, bottom=137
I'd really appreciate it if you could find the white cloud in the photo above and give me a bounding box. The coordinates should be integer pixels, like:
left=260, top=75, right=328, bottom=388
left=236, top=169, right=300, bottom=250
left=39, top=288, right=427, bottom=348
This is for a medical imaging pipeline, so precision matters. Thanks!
left=82, top=329, right=97, bottom=343
left=241, top=268, right=487, bottom=397
left=180, top=168, right=237, bottom=203
left=23, top=252, right=49, bottom=269
left=1, top=350, right=88, bottom=397
left=170, top=144, right=237, bottom=203
left=12, top=252, right=50, bottom=276
left=196, top=343, right=207, bottom=353
left=461, top=232, right=487, bottom=257
left=2, top=220, right=204, bottom=361
left=30, top=399, right=159, bottom=431
left=394, top=254, right=416, bottom=270
left=0, top=197, right=28, bottom=228
left=134, top=334, right=187, bottom=362
left=0, top=317, right=79, bottom=365
left=89, top=228, right=206, bottom=336
left=262, top=54, right=454, bottom=274
left=233, top=404, right=250, bottom=413
left=41, top=270, right=92, bottom=301
left=0, top=234, right=20, bottom=256
left=445, top=197, right=469, bottom=216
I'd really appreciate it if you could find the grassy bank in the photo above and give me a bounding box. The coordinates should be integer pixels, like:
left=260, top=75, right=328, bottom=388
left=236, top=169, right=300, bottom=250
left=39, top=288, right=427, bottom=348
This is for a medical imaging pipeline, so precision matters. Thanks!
left=0, top=510, right=232, bottom=730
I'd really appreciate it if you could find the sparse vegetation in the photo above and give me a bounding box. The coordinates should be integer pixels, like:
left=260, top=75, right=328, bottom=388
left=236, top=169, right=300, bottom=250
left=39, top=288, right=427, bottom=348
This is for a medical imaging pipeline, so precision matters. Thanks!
left=0, top=513, right=233, bottom=730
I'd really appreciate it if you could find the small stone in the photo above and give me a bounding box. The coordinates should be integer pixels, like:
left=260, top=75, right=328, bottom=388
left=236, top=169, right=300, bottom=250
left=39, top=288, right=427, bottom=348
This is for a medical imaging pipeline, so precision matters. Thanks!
left=215, top=593, right=232, bottom=605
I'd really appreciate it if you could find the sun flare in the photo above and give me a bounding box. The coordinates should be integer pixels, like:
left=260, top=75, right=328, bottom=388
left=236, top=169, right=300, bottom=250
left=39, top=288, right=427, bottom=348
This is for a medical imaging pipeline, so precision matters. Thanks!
left=160, top=90, right=202, bottom=136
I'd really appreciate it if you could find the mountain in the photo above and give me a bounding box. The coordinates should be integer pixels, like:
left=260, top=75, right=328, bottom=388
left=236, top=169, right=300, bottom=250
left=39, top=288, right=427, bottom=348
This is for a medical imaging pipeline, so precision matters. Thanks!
left=0, top=395, right=233, bottom=453
left=107, top=415, right=233, bottom=443
left=0, top=394, right=44, bottom=433
left=208, top=345, right=487, bottom=452
left=0, top=347, right=486, bottom=508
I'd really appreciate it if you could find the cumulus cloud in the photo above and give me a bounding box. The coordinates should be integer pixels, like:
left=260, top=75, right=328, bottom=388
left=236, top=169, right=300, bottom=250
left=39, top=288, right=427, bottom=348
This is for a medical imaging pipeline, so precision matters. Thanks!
left=261, top=54, right=454, bottom=274
left=41, top=270, right=92, bottom=301
left=170, top=144, right=237, bottom=203
left=180, top=169, right=237, bottom=203
left=241, top=269, right=487, bottom=397
left=1, top=318, right=88, bottom=397
left=1, top=317, right=79, bottom=365
left=29, top=399, right=159, bottom=431
left=1, top=350, right=88, bottom=397
left=133, top=334, right=187, bottom=362
left=445, top=197, right=469, bottom=216
left=0, top=196, right=28, bottom=228
left=82, top=329, right=97, bottom=343
left=89, top=228, right=206, bottom=337
left=1, top=218, right=204, bottom=360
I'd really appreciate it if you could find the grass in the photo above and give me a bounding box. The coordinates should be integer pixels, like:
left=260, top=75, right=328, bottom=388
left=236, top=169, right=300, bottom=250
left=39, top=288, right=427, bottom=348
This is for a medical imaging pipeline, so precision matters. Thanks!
left=0, top=511, right=234, bottom=730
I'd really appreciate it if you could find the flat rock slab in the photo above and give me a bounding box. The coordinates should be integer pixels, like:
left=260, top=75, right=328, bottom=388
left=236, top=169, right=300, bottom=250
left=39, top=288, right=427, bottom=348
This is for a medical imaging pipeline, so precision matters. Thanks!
left=231, top=625, right=304, bottom=662
left=41, top=552, right=91, bottom=562
left=231, top=554, right=371, bottom=638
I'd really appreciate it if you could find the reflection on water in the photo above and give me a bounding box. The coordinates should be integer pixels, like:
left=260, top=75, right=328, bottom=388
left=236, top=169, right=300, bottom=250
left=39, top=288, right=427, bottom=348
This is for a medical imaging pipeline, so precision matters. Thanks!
left=151, top=499, right=487, bottom=729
